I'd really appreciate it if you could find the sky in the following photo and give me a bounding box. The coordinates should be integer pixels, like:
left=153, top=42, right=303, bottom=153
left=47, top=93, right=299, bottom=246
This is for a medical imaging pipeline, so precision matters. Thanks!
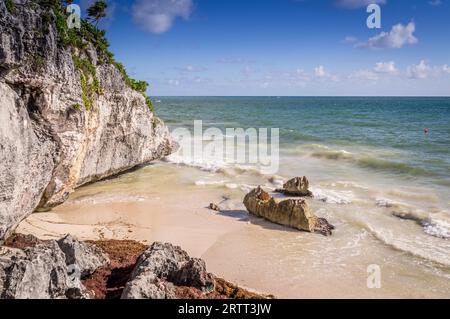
left=79, top=0, right=450, bottom=96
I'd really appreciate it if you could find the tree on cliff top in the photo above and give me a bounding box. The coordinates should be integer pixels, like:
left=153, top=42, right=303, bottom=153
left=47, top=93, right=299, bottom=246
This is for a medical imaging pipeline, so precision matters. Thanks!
left=87, top=0, right=107, bottom=27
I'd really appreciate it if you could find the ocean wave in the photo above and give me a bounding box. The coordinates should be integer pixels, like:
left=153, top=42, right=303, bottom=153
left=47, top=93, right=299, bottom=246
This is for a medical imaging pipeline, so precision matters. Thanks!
left=311, top=149, right=353, bottom=160
left=294, top=143, right=438, bottom=178
left=69, top=194, right=150, bottom=205
left=422, top=219, right=450, bottom=240
left=310, top=187, right=354, bottom=204
left=390, top=206, right=450, bottom=240
left=195, top=180, right=228, bottom=187
left=366, top=224, right=450, bottom=266
left=357, top=157, right=435, bottom=177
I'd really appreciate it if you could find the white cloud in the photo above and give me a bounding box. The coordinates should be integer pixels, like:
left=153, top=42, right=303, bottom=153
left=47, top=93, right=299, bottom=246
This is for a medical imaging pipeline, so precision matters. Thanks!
left=167, top=79, right=181, bottom=86
left=314, top=65, right=327, bottom=78
left=217, top=57, right=245, bottom=64
left=357, top=22, right=418, bottom=49
left=443, top=65, right=450, bottom=73
left=336, top=0, right=386, bottom=9
left=132, top=0, right=193, bottom=34
left=241, top=66, right=255, bottom=77
left=342, top=36, right=358, bottom=44
left=295, top=69, right=310, bottom=81
left=193, top=77, right=212, bottom=84
left=406, top=60, right=450, bottom=79
left=314, top=66, right=339, bottom=81
left=429, top=0, right=442, bottom=6
left=374, top=61, right=398, bottom=74
left=349, top=70, right=379, bottom=81
left=407, top=60, right=434, bottom=79
left=176, top=65, right=206, bottom=73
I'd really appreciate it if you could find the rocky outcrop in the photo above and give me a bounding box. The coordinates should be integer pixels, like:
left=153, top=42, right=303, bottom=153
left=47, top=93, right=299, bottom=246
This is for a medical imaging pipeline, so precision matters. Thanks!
left=121, top=242, right=215, bottom=299
left=0, top=235, right=109, bottom=299
left=57, top=235, right=109, bottom=278
left=244, top=187, right=334, bottom=236
left=1, top=235, right=272, bottom=299
left=276, top=176, right=313, bottom=197
left=0, top=1, right=175, bottom=241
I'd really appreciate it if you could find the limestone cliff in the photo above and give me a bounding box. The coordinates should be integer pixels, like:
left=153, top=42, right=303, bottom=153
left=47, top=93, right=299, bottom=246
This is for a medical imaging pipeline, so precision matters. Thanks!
left=0, top=1, right=175, bottom=241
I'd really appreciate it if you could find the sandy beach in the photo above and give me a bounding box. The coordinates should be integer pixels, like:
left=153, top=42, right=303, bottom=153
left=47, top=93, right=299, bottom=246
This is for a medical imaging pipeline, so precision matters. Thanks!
left=15, top=161, right=450, bottom=299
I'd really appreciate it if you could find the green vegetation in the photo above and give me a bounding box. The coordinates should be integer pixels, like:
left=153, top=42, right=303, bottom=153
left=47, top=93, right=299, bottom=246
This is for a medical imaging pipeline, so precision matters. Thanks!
left=34, top=0, right=155, bottom=113
left=5, top=0, right=15, bottom=13
left=32, top=55, right=46, bottom=71
left=72, top=103, right=81, bottom=111
left=72, top=55, right=102, bottom=111
left=113, top=61, right=155, bottom=112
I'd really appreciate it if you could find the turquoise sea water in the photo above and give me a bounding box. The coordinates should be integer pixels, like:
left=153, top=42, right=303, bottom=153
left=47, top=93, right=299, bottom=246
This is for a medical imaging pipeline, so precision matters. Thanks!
left=156, top=97, right=450, bottom=187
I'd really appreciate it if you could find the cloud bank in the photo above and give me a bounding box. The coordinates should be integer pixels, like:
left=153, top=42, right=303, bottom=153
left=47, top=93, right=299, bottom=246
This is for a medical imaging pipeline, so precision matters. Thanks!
left=132, top=0, right=193, bottom=34
left=357, top=22, right=418, bottom=49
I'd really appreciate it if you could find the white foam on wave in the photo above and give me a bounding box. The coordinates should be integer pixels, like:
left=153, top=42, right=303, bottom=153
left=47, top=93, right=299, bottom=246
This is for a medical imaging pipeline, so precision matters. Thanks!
left=422, top=219, right=450, bottom=240
left=194, top=180, right=228, bottom=186
left=69, top=194, right=151, bottom=205
left=375, top=197, right=396, bottom=208
left=367, top=224, right=450, bottom=266
left=335, top=181, right=369, bottom=191
left=165, top=153, right=225, bottom=173
left=268, top=176, right=285, bottom=189
left=311, top=187, right=354, bottom=204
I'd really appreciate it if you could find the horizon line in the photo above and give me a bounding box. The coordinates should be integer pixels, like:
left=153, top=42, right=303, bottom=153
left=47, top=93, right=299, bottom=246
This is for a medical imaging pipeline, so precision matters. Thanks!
left=153, top=95, right=450, bottom=98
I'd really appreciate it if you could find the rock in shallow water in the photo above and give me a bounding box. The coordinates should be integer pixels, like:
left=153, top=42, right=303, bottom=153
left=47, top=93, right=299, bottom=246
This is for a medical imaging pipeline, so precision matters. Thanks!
left=121, top=242, right=215, bottom=299
left=276, top=176, right=313, bottom=197
left=244, top=186, right=334, bottom=236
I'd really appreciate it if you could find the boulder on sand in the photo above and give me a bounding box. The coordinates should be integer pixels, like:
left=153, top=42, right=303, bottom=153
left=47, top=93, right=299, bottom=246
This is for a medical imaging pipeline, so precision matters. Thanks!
left=244, top=187, right=334, bottom=236
left=121, top=242, right=215, bottom=299
left=276, top=176, right=313, bottom=197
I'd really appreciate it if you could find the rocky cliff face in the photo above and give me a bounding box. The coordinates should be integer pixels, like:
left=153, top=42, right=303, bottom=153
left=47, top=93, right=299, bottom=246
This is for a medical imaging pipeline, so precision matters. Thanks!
left=0, top=1, right=175, bottom=241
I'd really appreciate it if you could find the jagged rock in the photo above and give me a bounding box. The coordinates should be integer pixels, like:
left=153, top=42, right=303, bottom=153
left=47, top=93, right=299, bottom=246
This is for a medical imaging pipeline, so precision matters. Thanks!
left=0, top=1, right=175, bottom=241
left=0, top=241, right=89, bottom=299
left=209, top=203, right=221, bottom=212
left=57, top=235, right=109, bottom=278
left=314, top=218, right=335, bottom=237
left=0, top=235, right=114, bottom=299
left=121, top=242, right=215, bottom=299
left=276, top=176, right=313, bottom=197
left=172, top=258, right=215, bottom=292
left=243, top=187, right=334, bottom=236
left=121, top=272, right=177, bottom=299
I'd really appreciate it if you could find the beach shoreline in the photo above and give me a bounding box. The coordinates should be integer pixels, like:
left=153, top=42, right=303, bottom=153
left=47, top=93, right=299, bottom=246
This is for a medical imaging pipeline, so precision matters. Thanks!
left=13, top=161, right=450, bottom=299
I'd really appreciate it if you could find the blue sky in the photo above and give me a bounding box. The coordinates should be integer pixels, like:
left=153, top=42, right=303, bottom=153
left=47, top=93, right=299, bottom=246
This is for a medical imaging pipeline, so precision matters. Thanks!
left=80, top=0, right=450, bottom=96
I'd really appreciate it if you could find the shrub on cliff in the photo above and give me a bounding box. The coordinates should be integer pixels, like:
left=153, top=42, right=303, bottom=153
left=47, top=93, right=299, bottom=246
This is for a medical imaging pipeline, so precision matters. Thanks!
left=33, top=0, right=155, bottom=112
left=5, top=0, right=15, bottom=13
